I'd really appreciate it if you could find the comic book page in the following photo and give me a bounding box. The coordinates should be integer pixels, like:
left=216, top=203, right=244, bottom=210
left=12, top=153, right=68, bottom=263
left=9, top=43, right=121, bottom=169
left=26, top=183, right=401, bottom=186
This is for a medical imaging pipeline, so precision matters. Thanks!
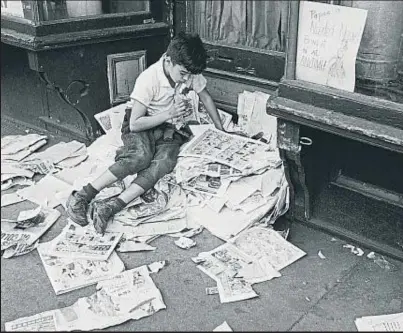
left=47, top=223, right=122, bottom=261
left=229, top=226, right=306, bottom=271
left=179, top=128, right=279, bottom=171
left=5, top=265, right=166, bottom=331
left=38, top=238, right=125, bottom=295
left=216, top=271, right=258, bottom=303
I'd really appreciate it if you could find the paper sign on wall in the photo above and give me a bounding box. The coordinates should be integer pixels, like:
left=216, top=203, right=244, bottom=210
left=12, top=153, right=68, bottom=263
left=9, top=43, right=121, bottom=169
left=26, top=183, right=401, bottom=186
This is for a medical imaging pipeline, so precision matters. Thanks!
left=296, top=1, right=367, bottom=92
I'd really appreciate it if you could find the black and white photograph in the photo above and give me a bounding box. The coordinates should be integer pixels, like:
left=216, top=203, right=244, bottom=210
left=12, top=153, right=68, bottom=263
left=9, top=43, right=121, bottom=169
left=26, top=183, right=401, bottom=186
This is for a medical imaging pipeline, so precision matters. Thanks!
left=1, top=0, right=402, bottom=331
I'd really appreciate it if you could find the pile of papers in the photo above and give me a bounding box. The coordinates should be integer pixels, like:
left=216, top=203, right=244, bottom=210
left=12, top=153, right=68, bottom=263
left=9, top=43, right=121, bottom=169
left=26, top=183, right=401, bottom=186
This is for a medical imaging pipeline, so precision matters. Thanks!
left=1, top=135, right=89, bottom=206
left=176, top=127, right=288, bottom=241
left=2, top=89, right=294, bottom=329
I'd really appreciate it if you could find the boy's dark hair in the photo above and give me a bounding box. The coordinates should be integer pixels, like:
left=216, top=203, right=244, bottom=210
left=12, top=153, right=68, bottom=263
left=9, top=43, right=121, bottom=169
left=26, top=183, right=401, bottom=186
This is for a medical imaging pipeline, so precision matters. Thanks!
left=166, top=32, right=207, bottom=74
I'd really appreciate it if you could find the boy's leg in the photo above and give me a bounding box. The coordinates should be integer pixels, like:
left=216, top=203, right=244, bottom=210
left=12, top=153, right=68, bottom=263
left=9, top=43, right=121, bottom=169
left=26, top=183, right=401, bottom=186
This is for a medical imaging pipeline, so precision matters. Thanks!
left=91, top=132, right=186, bottom=234
left=131, top=133, right=185, bottom=193
left=66, top=131, right=154, bottom=226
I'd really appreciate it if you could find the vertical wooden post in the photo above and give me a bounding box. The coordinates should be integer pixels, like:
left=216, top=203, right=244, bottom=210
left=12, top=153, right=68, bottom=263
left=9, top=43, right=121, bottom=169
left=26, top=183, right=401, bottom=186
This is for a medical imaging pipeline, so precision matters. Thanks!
left=285, top=0, right=300, bottom=80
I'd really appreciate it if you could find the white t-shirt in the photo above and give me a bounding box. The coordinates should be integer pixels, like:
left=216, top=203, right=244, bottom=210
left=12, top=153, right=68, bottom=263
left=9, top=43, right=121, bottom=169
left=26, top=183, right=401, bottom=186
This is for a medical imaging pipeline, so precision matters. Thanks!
left=129, top=55, right=206, bottom=117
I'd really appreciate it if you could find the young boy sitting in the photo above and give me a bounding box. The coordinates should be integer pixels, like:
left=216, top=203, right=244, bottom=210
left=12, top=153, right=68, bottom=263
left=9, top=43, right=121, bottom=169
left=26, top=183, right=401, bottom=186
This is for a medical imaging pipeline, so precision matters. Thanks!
left=66, top=32, right=223, bottom=234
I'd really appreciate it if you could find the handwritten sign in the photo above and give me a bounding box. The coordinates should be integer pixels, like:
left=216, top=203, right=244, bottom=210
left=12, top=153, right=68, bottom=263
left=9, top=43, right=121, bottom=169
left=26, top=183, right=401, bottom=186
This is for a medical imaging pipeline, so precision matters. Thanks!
left=1, top=0, right=24, bottom=18
left=296, top=1, right=367, bottom=92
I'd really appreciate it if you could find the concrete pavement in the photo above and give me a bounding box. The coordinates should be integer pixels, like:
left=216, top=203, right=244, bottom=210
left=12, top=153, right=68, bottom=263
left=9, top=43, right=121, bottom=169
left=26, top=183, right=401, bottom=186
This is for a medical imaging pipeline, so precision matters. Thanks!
left=1, top=118, right=402, bottom=331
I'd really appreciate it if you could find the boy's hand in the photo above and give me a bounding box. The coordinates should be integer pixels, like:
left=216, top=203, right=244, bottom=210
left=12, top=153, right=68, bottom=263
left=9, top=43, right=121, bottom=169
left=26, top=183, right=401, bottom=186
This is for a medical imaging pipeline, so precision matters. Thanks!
left=168, top=100, right=188, bottom=120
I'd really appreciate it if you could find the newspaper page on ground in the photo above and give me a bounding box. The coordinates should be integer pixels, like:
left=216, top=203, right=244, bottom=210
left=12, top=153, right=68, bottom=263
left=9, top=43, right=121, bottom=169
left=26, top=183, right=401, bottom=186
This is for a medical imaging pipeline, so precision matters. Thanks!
left=47, top=223, right=122, bottom=261
left=228, top=226, right=306, bottom=271
left=194, top=242, right=280, bottom=286
left=216, top=271, right=258, bottom=303
left=38, top=238, right=125, bottom=295
left=5, top=265, right=166, bottom=331
left=355, top=312, right=403, bottom=332
left=1, top=208, right=60, bottom=251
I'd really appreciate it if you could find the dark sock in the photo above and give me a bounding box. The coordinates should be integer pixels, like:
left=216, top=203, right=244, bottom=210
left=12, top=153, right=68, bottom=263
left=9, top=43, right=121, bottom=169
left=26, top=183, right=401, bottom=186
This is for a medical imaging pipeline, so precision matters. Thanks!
left=114, top=197, right=127, bottom=211
left=78, top=183, right=99, bottom=201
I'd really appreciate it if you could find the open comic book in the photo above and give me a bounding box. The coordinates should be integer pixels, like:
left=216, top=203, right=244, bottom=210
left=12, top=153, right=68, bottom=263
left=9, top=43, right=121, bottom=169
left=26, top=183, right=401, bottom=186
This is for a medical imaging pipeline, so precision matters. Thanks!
left=47, top=223, right=122, bottom=261
left=37, top=239, right=125, bottom=295
left=5, top=265, right=166, bottom=331
left=179, top=128, right=280, bottom=172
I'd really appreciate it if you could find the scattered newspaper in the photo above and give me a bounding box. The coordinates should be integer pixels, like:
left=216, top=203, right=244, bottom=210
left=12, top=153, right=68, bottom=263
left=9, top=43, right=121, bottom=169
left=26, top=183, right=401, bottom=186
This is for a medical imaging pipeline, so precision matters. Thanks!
left=355, top=313, right=403, bottom=332
left=17, top=174, right=72, bottom=208
left=1, top=178, right=34, bottom=191
left=116, top=234, right=158, bottom=252
left=1, top=208, right=60, bottom=251
left=1, top=163, right=35, bottom=179
left=5, top=265, right=166, bottom=331
left=2, top=240, right=39, bottom=259
left=182, top=175, right=231, bottom=197
left=4, top=310, right=57, bottom=331
left=47, top=223, right=122, bottom=261
left=38, top=238, right=125, bottom=295
left=1, top=134, right=47, bottom=156
left=108, top=217, right=188, bottom=237
left=1, top=192, right=25, bottom=208
left=1, top=138, right=48, bottom=162
left=180, top=128, right=279, bottom=172
left=94, top=102, right=127, bottom=133
left=24, top=140, right=86, bottom=165
left=187, top=201, right=272, bottom=241
left=198, top=106, right=233, bottom=131
left=216, top=271, right=258, bottom=303
left=237, top=91, right=277, bottom=149
left=17, top=160, right=56, bottom=175
left=229, top=226, right=306, bottom=271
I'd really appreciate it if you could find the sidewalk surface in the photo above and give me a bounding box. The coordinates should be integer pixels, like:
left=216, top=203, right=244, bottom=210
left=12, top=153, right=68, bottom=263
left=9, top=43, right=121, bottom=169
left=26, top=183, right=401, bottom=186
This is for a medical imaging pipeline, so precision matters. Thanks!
left=1, top=118, right=402, bottom=331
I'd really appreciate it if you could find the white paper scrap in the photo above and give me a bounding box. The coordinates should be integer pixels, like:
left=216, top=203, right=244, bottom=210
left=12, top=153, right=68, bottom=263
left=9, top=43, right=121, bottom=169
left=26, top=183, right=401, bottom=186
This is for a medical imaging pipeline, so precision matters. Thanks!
left=355, top=312, right=403, bottom=332
left=174, top=236, right=196, bottom=249
left=148, top=260, right=167, bottom=274
left=17, top=174, right=72, bottom=208
left=1, top=192, right=25, bottom=207
left=213, top=321, right=233, bottom=332
left=318, top=250, right=326, bottom=259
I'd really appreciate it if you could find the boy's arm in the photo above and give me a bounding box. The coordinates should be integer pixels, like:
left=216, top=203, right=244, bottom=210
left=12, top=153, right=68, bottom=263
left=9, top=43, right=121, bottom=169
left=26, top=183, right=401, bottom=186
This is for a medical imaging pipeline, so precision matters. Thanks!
left=198, top=88, right=224, bottom=131
left=129, top=99, right=187, bottom=132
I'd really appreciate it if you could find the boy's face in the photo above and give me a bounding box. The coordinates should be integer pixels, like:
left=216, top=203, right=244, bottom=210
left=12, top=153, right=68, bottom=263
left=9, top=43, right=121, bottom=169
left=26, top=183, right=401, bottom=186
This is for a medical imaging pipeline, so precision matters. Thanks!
left=164, top=56, right=191, bottom=84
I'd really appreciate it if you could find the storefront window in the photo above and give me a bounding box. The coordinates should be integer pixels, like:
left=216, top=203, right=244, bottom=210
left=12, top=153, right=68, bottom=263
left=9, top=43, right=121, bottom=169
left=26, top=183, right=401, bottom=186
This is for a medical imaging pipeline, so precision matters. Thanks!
left=1, top=0, right=35, bottom=20
left=37, top=0, right=149, bottom=21
left=187, top=1, right=288, bottom=52
left=180, top=0, right=288, bottom=82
